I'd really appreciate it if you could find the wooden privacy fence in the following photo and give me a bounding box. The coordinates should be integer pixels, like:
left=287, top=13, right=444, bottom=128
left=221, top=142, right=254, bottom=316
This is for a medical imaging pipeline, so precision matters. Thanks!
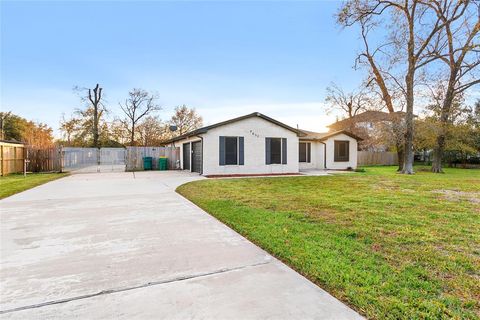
left=0, top=141, right=25, bottom=176
left=26, top=147, right=62, bottom=173
left=1, top=144, right=181, bottom=175
left=126, top=146, right=180, bottom=171
left=358, top=151, right=398, bottom=166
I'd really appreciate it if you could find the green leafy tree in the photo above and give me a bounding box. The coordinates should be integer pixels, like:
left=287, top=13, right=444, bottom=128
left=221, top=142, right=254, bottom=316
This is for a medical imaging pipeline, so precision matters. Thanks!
left=0, top=112, right=54, bottom=147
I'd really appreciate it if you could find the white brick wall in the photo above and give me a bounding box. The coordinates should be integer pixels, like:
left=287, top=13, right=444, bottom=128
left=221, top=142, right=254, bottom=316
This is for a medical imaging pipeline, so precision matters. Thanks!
left=175, top=117, right=299, bottom=175
left=299, top=141, right=325, bottom=170
left=324, top=133, right=358, bottom=169
left=173, top=119, right=359, bottom=174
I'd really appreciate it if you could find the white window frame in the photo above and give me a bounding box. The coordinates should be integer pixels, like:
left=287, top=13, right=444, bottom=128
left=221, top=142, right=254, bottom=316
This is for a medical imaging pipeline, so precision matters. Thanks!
left=267, top=137, right=284, bottom=165
left=299, top=142, right=311, bottom=163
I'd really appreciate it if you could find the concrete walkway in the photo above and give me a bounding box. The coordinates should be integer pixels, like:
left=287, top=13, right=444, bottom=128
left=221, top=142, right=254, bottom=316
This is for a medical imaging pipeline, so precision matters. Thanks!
left=0, top=171, right=362, bottom=319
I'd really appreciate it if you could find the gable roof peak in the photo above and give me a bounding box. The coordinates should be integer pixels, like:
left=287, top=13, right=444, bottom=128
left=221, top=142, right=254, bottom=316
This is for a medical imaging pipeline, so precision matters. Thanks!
left=162, top=112, right=305, bottom=144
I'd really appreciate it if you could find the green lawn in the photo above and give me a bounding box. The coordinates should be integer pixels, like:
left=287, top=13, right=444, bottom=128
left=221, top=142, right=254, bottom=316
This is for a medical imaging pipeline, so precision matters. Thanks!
left=0, top=173, right=68, bottom=199
left=177, top=166, right=480, bottom=320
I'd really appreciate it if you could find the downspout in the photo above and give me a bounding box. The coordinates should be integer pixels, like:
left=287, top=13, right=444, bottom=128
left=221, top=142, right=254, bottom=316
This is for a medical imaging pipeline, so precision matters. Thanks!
left=319, top=141, right=327, bottom=169
left=195, top=135, right=204, bottom=175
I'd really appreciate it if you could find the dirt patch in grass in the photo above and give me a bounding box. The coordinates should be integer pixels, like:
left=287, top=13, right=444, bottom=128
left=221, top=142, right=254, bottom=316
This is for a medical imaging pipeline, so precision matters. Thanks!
left=433, top=189, right=480, bottom=204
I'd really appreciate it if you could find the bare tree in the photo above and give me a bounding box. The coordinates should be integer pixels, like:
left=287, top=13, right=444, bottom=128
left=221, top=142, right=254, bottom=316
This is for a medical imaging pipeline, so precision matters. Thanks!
left=355, top=19, right=407, bottom=170
left=87, top=84, right=103, bottom=148
left=169, top=105, right=203, bottom=136
left=424, top=1, right=480, bottom=173
left=136, top=115, right=169, bottom=146
left=325, top=82, right=371, bottom=119
left=338, top=0, right=467, bottom=174
left=119, top=89, right=161, bottom=146
left=59, top=113, right=81, bottom=145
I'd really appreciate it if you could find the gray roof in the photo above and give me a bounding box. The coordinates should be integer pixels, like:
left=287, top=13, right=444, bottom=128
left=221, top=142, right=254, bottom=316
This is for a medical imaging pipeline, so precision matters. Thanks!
left=327, top=110, right=405, bottom=129
left=299, top=129, right=363, bottom=141
left=163, top=112, right=306, bottom=144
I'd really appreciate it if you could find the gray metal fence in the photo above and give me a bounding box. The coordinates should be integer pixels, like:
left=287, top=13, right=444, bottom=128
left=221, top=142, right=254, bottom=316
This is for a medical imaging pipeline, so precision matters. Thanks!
left=62, top=147, right=99, bottom=172
left=32, top=146, right=182, bottom=173
left=62, top=147, right=126, bottom=173
left=100, top=148, right=126, bottom=172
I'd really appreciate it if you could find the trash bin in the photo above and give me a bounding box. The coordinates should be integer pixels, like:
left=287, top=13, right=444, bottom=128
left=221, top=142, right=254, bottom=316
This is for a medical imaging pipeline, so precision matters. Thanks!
left=159, top=157, right=168, bottom=171
left=143, top=156, right=153, bottom=170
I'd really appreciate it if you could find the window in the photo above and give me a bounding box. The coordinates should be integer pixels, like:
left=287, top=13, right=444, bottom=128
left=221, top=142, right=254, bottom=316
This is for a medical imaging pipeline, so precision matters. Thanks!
left=299, top=142, right=311, bottom=163
left=270, top=138, right=282, bottom=164
left=219, top=136, right=244, bottom=166
left=334, top=140, right=349, bottom=162
left=225, top=137, right=238, bottom=165
left=266, top=138, right=287, bottom=165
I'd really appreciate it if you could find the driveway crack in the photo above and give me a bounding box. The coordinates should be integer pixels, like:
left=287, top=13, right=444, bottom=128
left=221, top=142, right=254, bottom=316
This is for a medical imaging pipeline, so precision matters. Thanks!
left=0, top=260, right=271, bottom=315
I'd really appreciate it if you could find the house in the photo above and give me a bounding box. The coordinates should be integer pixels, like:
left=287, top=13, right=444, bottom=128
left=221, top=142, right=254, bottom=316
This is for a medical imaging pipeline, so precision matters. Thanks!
left=163, top=112, right=361, bottom=176
left=327, top=110, right=405, bottom=151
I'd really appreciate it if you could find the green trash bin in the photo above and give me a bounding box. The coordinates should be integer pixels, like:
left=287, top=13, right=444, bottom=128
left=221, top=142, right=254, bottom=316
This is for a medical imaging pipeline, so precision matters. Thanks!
left=143, top=156, right=153, bottom=170
left=159, top=157, right=168, bottom=171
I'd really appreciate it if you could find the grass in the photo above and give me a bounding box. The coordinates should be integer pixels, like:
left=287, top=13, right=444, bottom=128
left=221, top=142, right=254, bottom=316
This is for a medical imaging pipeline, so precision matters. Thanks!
left=177, top=166, right=480, bottom=319
left=0, top=172, right=68, bottom=199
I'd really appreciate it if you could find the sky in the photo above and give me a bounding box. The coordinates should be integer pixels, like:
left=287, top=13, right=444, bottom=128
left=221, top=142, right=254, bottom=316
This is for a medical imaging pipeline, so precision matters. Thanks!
left=1, top=0, right=366, bottom=137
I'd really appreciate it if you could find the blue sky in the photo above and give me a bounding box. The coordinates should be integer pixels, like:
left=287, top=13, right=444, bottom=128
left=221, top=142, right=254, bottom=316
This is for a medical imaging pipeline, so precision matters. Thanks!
left=1, top=0, right=365, bottom=135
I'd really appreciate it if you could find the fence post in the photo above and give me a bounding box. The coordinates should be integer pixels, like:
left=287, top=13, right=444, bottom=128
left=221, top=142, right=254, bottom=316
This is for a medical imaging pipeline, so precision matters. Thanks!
left=97, top=148, right=100, bottom=173
left=14, top=146, right=17, bottom=174
left=60, top=146, right=63, bottom=173
left=23, top=147, right=27, bottom=177
left=0, top=144, right=3, bottom=176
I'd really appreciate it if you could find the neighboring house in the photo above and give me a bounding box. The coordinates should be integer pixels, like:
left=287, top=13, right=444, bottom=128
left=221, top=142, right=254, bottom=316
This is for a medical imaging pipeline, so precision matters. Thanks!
left=163, top=112, right=361, bottom=176
left=327, top=110, right=405, bottom=151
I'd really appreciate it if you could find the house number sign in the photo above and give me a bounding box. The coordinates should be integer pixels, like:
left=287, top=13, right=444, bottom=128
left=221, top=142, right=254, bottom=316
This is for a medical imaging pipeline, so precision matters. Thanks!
left=249, top=130, right=260, bottom=138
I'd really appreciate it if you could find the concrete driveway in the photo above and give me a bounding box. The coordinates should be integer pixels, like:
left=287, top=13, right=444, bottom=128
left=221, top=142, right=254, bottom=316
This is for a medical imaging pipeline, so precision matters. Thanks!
left=0, top=171, right=362, bottom=319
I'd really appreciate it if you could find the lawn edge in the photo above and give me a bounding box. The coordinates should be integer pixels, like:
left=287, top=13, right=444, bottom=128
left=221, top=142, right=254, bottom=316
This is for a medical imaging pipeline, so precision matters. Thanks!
left=0, top=173, right=70, bottom=200
left=175, top=181, right=368, bottom=319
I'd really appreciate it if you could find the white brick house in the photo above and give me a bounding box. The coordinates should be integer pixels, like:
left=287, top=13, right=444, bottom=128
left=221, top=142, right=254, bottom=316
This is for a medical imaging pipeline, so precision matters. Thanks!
left=163, top=112, right=361, bottom=176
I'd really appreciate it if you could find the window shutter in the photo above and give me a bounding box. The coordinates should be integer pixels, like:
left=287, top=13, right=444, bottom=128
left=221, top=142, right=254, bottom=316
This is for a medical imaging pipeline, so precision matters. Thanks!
left=334, top=141, right=339, bottom=161
left=239, top=137, right=244, bottom=165
left=265, top=138, right=271, bottom=164
left=219, top=136, right=226, bottom=165
left=282, top=138, right=287, bottom=164
left=307, top=143, right=311, bottom=163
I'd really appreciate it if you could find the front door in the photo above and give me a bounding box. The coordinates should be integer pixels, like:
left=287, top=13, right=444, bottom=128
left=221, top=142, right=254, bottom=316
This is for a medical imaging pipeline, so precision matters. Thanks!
left=183, top=143, right=190, bottom=170
left=191, top=141, right=202, bottom=174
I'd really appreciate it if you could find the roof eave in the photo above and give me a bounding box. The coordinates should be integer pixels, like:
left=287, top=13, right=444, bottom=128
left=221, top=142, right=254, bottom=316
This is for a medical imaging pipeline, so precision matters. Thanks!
left=163, top=112, right=305, bottom=143
left=318, top=130, right=363, bottom=142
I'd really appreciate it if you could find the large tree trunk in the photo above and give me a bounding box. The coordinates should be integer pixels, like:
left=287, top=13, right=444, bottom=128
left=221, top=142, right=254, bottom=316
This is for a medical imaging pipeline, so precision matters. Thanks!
left=402, top=69, right=415, bottom=174
left=396, top=143, right=404, bottom=172
left=88, top=84, right=102, bottom=148
left=431, top=73, right=456, bottom=173
left=432, top=134, right=445, bottom=173
left=93, top=106, right=99, bottom=148
left=130, top=123, right=135, bottom=146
